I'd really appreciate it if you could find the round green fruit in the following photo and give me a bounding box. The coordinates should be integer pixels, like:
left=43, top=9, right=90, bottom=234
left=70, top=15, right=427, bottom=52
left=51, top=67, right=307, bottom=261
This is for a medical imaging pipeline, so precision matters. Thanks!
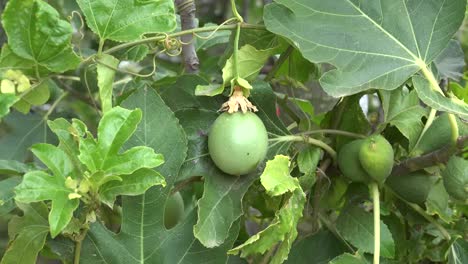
left=208, top=111, right=268, bottom=176
left=164, top=191, right=184, bottom=229
left=386, top=171, right=438, bottom=204
left=338, top=139, right=371, bottom=183
left=359, top=135, right=394, bottom=185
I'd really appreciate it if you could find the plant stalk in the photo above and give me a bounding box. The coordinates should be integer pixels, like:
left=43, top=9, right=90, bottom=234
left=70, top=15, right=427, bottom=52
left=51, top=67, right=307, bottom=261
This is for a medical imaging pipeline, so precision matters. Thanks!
left=269, top=135, right=337, bottom=160
left=370, top=182, right=380, bottom=264
left=233, top=23, right=241, bottom=81
left=418, top=64, right=459, bottom=148
left=104, top=24, right=264, bottom=55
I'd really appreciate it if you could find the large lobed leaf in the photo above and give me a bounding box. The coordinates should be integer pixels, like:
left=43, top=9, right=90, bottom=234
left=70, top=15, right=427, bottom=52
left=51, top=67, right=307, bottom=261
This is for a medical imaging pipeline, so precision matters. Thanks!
left=76, top=0, right=177, bottom=42
left=264, top=0, right=468, bottom=116
left=2, top=0, right=81, bottom=73
left=80, top=87, right=238, bottom=263
left=229, top=155, right=306, bottom=264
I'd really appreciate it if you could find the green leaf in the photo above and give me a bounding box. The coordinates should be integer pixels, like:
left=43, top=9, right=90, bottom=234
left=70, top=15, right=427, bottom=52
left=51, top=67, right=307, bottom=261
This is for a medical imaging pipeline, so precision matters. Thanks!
left=330, top=253, right=369, bottom=264
left=442, top=156, right=468, bottom=201
left=450, top=82, right=468, bottom=103
left=0, top=45, right=49, bottom=76
left=229, top=155, right=306, bottom=264
left=413, top=75, right=468, bottom=119
left=222, top=45, right=273, bottom=88
left=76, top=0, right=176, bottom=42
left=412, top=113, right=468, bottom=156
left=47, top=118, right=84, bottom=172
left=336, top=203, right=395, bottom=258
left=229, top=189, right=305, bottom=264
left=175, top=109, right=257, bottom=248
left=78, top=107, right=163, bottom=179
left=3, top=0, right=81, bottom=73
left=81, top=86, right=239, bottom=263
left=195, top=83, right=224, bottom=97
left=425, top=179, right=453, bottom=223
left=0, top=111, right=51, bottom=161
left=13, top=80, right=51, bottom=114
left=380, top=88, right=427, bottom=149
left=0, top=177, right=21, bottom=216
left=157, top=75, right=224, bottom=112
left=264, top=0, right=465, bottom=97
left=102, top=146, right=164, bottom=175
left=284, top=230, right=346, bottom=264
left=15, top=170, right=79, bottom=237
left=97, top=54, right=119, bottom=113
left=0, top=93, right=17, bottom=119
left=0, top=203, right=49, bottom=264
left=0, top=160, right=35, bottom=175
left=195, top=23, right=231, bottom=51
left=99, top=168, right=166, bottom=207
left=261, top=155, right=297, bottom=196
left=276, top=48, right=317, bottom=83
left=434, top=40, right=465, bottom=81
left=30, top=143, right=73, bottom=178
left=297, top=146, right=321, bottom=190
left=329, top=95, right=371, bottom=150
left=114, top=45, right=149, bottom=62
left=448, top=238, right=468, bottom=264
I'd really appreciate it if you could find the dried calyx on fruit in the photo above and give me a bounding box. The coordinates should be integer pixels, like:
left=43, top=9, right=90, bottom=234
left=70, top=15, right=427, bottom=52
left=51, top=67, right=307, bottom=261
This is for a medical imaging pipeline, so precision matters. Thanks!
left=220, top=86, right=258, bottom=113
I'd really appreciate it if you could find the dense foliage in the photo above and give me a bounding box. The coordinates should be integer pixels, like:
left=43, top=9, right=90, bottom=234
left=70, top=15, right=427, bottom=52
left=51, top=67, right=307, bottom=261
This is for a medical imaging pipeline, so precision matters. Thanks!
left=0, top=0, right=467, bottom=263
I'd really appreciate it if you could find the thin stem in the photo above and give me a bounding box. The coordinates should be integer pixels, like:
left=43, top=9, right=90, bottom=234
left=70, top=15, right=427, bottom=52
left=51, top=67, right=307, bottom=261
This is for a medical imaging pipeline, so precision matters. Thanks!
left=412, top=108, right=437, bottom=154
left=44, top=92, right=69, bottom=120
left=370, top=182, right=380, bottom=264
left=386, top=187, right=452, bottom=241
left=418, top=64, right=459, bottom=150
left=73, top=228, right=88, bottom=264
left=230, top=0, right=244, bottom=22
left=98, top=40, right=105, bottom=55
left=104, top=23, right=265, bottom=55
left=407, top=202, right=451, bottom=241
left=171, top=176, right=203, bottom=195
left=270, top=135, right=337, bottom=160
left=295, top=129, right=366, bottom=139
left=54, top=75, right=81, bottom=82
left=311, top=159, right=332, bottom=232
left=233, top=23, right=241, bottom=80
left=447, top=113, right=459, bottom=145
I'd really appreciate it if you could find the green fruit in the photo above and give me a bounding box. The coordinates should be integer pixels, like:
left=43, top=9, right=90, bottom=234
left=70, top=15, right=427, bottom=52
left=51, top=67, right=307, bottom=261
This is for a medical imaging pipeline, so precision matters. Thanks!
left=164, top=192, right=184, bottom=229
left=442, top=156, right=468, bottom=201
left=208, top=111, right=268, bottom=176
left=386, top=171, right=438, bottom=204
left=338, top=139, right=370, bottom=183
left=359, top=135, right=394, bottom=185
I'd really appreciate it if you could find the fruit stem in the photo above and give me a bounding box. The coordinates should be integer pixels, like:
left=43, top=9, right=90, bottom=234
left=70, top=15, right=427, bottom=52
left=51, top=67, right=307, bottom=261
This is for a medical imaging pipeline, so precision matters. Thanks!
left=412, top=108, right=436, bottom=155
left=417, top=64, right=459, bottom=150
left=232, top=22, right=241, bottom=81
left=370, top=182, right=380, bottom=264
left=269, top=135, right=337, bottom=160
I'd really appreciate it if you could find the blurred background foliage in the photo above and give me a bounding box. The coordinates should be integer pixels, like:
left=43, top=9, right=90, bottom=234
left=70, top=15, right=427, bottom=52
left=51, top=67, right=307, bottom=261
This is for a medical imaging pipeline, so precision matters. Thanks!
left=0, top=0, right=467, bottom=262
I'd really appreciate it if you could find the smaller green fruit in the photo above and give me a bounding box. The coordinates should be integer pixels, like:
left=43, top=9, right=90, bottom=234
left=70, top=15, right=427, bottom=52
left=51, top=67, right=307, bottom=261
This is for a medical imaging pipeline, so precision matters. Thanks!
left=338, top=139, right=371, bottom=183
left=386, top=171, right=438, bottom=204
left=164, top=192, right=184, bottom=229
left=359, top=135, right=394, bottom=185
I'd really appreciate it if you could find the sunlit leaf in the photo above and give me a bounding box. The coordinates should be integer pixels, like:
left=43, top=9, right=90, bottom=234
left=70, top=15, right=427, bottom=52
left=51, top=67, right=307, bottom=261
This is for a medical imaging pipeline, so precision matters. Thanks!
left=3, top=0, right=80, bottom=73
left=76, top=0, right=176, bottom=42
